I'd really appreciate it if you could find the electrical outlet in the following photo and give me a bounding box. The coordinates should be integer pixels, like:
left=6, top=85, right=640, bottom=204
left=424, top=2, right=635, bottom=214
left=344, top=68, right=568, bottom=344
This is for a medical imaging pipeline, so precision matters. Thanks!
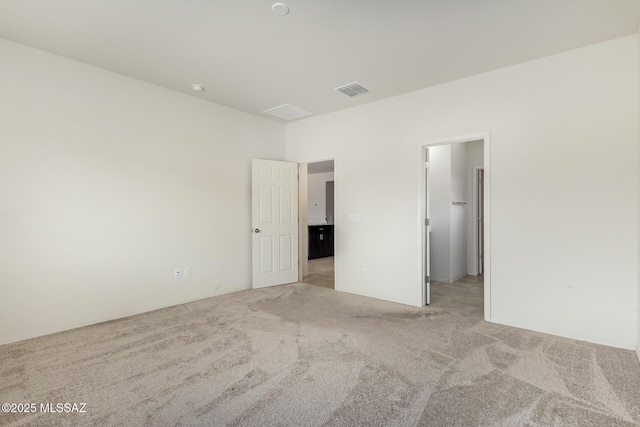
left=174, top=268, right=181, bottom=279
left=348, top=214, right=359, bottom=223
left=184, top=266, right=191, bottom=278
left=358, top=263, right=364, bottom=272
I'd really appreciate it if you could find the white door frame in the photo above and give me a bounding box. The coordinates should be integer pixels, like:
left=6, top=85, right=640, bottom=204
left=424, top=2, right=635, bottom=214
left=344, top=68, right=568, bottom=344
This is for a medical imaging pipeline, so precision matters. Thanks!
left=297, top=156, right=338, bottom=289
left=472, top=165, right=484, bottom=275
left=298, top=163, right=309, bottom=280
left=423, top=148, right=431, bottom=305
left=419, top=132, right=491, bottom=321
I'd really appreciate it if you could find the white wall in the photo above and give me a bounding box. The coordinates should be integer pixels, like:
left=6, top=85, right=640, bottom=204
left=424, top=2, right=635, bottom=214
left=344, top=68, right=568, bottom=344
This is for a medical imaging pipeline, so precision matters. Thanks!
left=450, top=143, right=467, bottom=282
left=0, top=39, right=285, bottom=344
left=286, top=36, right=638, bottom=349
left=466, top=140, right=484, bottom=275
left=307, top=171, right=334, bottom=224
left=429, top=145, right=451, bottom=282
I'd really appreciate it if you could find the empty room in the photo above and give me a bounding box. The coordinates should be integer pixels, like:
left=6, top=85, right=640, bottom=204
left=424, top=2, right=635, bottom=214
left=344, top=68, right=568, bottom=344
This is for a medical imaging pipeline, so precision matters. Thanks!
left=1, top=1, right=640, bottom=426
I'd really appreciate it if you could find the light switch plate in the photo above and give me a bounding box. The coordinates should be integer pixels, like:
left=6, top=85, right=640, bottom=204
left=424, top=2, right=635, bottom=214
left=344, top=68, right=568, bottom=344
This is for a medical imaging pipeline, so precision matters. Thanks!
left=348, top=214, right=359, bottom=223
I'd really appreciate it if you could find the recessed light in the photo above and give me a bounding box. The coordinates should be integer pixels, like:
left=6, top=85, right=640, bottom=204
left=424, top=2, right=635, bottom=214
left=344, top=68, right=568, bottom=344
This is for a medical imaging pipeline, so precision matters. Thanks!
left=271, top=3, right=289, bottom=16
left=191, top=84, right=205, bottom=92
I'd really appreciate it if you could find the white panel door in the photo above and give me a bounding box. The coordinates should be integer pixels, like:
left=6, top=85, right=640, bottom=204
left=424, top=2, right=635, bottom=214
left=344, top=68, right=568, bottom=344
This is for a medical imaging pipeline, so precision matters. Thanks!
left=252, top=159, right=299, bottom=288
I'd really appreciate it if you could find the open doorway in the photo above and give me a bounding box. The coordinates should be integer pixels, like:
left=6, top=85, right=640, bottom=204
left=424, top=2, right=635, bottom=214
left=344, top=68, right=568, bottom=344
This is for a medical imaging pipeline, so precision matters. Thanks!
left=421, top=134, right=491, bottom=321
left=299, top=160, right=335, bottom=289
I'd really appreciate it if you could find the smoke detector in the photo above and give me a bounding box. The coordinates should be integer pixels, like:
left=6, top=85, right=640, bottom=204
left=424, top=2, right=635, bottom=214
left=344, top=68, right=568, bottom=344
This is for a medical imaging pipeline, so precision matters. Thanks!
left=335, top=82, right=370, bottom=97
left=271, top=3, right=290, bottom=16
left=262, top=104, right=313, bottom=121
left=191, top=84, right=205, bottom=92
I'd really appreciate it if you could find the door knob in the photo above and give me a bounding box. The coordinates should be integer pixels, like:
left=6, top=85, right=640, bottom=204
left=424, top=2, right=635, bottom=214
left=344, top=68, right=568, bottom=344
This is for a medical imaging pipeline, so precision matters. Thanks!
left=253, top=228, right=261, bottom=233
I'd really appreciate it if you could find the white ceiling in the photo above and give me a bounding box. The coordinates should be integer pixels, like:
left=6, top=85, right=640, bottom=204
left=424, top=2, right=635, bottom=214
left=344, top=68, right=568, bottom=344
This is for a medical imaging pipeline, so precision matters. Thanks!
left=1, top=1, right=638, bottom=123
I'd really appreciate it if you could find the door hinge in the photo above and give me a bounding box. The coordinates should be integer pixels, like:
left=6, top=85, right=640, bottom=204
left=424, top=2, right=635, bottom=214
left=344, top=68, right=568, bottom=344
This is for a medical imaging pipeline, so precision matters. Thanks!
left=425, top=275, right=430, bottom=284
left=425, top=161, right=429, bottom=169
left=425, top=218, right=429, bottom=226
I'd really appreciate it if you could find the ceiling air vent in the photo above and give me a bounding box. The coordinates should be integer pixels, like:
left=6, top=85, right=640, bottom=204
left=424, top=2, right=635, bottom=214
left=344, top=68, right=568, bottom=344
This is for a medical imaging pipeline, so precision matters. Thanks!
left=335, top=82, right=370, bottom=97
left=262, top=104, right=313, bottom=121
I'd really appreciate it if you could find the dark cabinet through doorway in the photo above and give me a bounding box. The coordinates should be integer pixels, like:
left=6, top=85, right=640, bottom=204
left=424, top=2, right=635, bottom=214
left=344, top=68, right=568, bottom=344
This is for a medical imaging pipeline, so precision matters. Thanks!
left=308, top=225, right=333, bottom=259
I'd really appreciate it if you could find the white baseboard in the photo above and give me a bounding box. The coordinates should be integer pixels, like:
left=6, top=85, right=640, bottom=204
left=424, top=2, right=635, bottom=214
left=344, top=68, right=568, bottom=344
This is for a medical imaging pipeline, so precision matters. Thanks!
left=451, top=272, right=467, bottom=283
left=490, top=316, right=635, bottom=351
left=336, top=286, right=419, bottom=307
left=0, top=285, right=249, bottom=346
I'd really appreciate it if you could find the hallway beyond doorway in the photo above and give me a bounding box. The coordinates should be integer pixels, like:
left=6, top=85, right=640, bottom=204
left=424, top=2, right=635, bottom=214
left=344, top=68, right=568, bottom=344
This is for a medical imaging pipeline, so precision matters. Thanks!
left=431, top=275, right=483, bottom=318
left=303, top=256, right=334, bottom=289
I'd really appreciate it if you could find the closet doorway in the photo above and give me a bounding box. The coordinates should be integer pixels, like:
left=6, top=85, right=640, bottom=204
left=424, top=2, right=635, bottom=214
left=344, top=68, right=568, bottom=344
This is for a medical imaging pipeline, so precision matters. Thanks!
left=421, top=133, right=491, bottom=321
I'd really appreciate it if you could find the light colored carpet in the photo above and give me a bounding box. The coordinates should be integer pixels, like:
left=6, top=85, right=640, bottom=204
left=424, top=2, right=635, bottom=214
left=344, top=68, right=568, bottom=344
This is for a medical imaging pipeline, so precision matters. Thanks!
left=303, top=256, right=334, bottom=289
left=1, top=277, right=640, bottom=426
